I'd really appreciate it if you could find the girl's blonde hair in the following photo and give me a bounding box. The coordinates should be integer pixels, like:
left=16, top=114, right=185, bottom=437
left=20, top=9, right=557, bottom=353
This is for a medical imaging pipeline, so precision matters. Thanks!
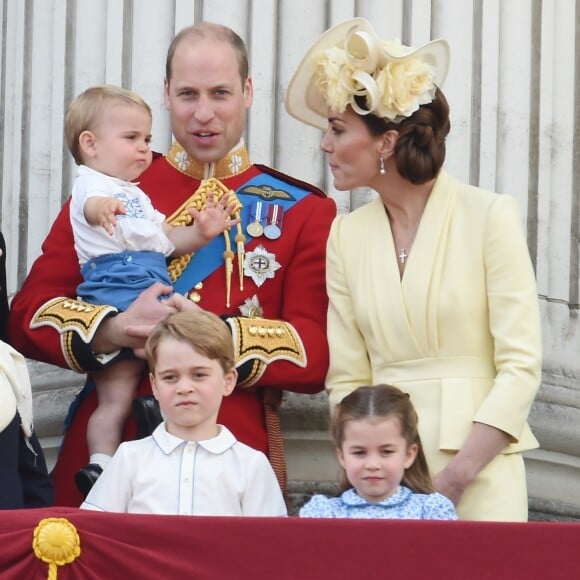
left=64, top=84, right=152, bottom=165
left=331, top=384, right=434, bottom=494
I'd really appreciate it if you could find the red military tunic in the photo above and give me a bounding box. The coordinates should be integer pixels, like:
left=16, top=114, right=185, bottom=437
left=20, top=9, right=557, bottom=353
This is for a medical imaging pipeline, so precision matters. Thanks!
left=9, top=141, right=336, bottom=506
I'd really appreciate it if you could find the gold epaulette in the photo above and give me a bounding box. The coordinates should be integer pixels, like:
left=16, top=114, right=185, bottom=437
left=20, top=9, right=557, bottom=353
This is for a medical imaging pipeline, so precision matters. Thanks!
left=30, top=297, right=117, bottom=344
left=226, top=317, right=307, bottom=388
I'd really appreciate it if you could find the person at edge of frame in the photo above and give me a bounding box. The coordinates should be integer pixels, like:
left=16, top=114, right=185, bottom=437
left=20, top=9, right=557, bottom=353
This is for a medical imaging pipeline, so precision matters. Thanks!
left=1, top=231, right=54, bottom=509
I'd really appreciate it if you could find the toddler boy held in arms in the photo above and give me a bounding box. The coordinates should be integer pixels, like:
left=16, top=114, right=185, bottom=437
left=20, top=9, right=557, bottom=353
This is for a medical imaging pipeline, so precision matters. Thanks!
left=65, top=85, right=238, bottom=495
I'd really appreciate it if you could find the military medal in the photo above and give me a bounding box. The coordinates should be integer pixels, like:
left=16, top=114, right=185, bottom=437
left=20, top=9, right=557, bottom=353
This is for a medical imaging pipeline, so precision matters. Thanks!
left=247, top=201, right=265, bottom=238
left=244, top=245, right=281, bottom=287
left=263, top=204, right=284, bottom=240
left=247, top=221, right=263, bottom=237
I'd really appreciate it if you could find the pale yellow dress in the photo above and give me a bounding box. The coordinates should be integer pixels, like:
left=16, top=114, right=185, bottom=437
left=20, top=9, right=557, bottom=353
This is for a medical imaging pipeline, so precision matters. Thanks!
left=326, top=170, right=542, bottom=521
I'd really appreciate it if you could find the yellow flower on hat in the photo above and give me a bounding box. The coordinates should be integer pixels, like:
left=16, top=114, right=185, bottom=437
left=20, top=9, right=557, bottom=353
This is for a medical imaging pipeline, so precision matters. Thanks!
left=374, top=54, right=436, bottom=121
left=311, top=36, right=437, bottom=123
left=313, top=47, right=356, bottom=113
left=285, top=18, right=449, bottom=130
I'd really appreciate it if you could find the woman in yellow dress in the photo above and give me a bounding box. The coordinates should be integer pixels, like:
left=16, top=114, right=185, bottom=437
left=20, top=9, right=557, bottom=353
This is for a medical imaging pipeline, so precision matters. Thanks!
left=285, top=18, right=542, bottom=520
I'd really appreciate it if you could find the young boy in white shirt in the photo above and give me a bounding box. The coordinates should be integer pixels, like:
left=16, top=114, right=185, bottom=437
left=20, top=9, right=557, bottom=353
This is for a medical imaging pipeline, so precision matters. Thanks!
left=81, top=310, right=287, bottom=516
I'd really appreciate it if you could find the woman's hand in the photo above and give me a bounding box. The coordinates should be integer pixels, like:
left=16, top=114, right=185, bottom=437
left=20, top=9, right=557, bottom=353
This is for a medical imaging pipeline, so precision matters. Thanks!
left=433, top=422, right=511, bottom=506
left=433, top=465, right=469, bottom=506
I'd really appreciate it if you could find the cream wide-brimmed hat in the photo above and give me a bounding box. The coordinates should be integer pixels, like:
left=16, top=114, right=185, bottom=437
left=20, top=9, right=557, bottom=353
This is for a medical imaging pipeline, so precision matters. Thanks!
left=285, top=17, right=450, bottom=130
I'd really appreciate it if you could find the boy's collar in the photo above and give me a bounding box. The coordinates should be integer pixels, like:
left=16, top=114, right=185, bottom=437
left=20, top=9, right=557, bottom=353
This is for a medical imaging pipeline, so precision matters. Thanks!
left=153, top=422, right=237, bottom=454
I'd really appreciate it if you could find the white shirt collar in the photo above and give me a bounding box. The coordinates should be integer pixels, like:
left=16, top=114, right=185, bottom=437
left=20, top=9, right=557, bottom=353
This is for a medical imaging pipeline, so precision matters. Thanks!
left=78, top=164, right=137, bottom=187
left=152, top=422, right=237, bottom=455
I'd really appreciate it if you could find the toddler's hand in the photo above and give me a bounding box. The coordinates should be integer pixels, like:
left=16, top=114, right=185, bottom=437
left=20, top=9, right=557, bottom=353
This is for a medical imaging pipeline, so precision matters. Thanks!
left=95, top=198, right=127, bottom=235
left=188, top=193, right=240, bottom=243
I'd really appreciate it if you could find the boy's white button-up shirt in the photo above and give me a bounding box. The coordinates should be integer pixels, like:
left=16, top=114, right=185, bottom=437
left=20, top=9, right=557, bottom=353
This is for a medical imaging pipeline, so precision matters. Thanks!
left=81, top=423, right=287, bottom=516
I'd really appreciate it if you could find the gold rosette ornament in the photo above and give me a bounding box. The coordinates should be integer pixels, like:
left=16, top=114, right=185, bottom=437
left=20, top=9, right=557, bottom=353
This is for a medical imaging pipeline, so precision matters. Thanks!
left=33, top=518, right=81, bottom=580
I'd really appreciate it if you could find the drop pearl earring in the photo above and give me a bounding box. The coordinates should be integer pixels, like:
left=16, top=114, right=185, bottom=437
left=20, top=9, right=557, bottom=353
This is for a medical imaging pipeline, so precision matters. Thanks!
left=379, top=157, right=386, bottom=175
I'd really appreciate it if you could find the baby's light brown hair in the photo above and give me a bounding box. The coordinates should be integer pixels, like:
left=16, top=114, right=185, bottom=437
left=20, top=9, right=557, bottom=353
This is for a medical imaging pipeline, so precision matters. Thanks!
left=65, top=84, right=152, bottom=165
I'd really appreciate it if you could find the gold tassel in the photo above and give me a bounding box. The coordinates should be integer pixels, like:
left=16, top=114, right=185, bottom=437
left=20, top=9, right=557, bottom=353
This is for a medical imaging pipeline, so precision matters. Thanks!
left=234, top=223, right=246, bottom=291
left=223, top=230, right=235, bottom=308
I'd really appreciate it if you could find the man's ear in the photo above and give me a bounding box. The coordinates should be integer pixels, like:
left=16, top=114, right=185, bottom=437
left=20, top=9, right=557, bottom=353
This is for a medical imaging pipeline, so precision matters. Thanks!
left=79, top=130, right=97, bottom=158
left=163, top=78, right=170, bottom=109
left=243, top=76, right=254, bottom=109
left=379, top=129, right=399, bottom=157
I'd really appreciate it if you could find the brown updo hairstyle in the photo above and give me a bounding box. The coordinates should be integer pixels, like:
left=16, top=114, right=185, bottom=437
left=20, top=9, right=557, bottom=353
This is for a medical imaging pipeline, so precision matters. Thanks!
left=331, top=384, right=434, bottom=494
left=356, top=88, right=450, bottom=185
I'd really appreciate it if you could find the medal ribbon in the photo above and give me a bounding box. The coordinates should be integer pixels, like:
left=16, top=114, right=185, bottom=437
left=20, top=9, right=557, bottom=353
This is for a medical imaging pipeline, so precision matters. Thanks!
left=172, top=172, right=311, bottom=297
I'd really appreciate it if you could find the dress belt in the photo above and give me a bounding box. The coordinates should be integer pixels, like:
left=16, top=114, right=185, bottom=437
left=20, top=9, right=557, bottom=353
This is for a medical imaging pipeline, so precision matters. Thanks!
left=375, top=356, right=496, bottom=383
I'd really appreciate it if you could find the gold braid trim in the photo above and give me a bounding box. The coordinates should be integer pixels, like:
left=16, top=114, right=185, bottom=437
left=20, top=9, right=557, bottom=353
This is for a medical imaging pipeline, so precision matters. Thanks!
left=226, top=317, right=307, bottom=368
left=30, top=298, right=117, bottom=372
left=62, top=332, right=84, bottom=373
left=237, top=358, right=267, bottom=390
left=166, top=178, right=246, bottom=306
left=30, top=297, right=117, bottom=344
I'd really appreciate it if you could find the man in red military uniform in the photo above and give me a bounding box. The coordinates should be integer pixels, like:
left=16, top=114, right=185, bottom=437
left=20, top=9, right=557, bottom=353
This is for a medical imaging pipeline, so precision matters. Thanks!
left=9, top=22, right=336, bottom=506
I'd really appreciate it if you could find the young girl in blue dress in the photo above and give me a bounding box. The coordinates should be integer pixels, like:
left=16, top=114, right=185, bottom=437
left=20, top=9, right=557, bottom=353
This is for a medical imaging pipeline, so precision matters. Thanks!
left=300, top=385, right=457, bottom=519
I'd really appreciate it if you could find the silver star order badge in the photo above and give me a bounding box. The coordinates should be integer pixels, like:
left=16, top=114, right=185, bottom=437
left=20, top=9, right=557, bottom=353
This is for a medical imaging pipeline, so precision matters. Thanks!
left=239, top=294, right=263, bottom=318
left=243, top=245, right=280, bottom=287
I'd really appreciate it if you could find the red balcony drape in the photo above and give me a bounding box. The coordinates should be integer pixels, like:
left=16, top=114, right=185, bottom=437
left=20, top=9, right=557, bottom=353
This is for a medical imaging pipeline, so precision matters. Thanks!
left=0, top=507, right=576, bottom=579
